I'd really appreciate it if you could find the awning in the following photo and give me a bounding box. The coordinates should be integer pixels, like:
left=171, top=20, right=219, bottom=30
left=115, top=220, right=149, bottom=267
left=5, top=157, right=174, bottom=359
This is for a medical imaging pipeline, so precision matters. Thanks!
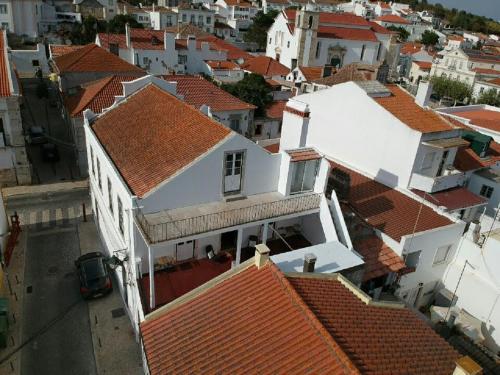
left=423, top=137, right=470, bottom=149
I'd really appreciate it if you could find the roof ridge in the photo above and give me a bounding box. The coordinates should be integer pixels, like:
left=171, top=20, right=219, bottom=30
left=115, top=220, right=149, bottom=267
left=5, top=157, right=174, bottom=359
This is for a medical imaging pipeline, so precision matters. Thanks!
left=73, top=75, right=116, bottom=115
left=270, top=263, right=360, bottom=374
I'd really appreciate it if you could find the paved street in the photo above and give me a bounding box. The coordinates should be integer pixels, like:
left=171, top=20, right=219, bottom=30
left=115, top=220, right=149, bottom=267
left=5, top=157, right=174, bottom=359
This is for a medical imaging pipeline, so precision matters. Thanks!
left=21, top=227, right=97, bottom=375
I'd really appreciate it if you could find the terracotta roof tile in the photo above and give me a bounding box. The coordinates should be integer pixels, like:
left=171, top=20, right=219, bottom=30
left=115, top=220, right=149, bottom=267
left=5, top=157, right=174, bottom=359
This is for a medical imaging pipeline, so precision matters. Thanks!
left=265, top=100, right=286, bottom=119
left=486, top=77, right=500, bottom=85
left=374, top=85, right=457, bottom=133
left=367, top=21, right=394, bottom=34
left=400, top=42, right=424, bottom=55
left=241, top=55, right=289, bottom=77
left=285, top=10, right=372, bottom=27
left=98, top=29, right=171, bottom=51
left=163, top=75, right=256, bottom=111
left=49, top=44, right=85, bottom=58
left=91, top=84, right=231, bottom=197
left=163, top=24, right=212, bottom=38
left=264, top=142, right=280, bottom=153
left=414, top=61, right=432, bottom=70
left=375, top=14, right=410, bottom=24
left=455, top=109, right=500, bottom=133
left=206, top=60, right=240, bottom=70
left=299, top=66, right=324, bottom=82
left=288, top=275, right=460, bottom=375
left=329, top=160, right=453, bottom=242
left=353, top=236, right=406, bottom=281
left=0, top=30, right=12, bottom=97
left=472, top=67, right=500, bottom=76
left=53, top=44, right=144, bottom=74
left=141, top=263, right=359, bottom=374
left=287, top=148, right=322, bottom=161
left=64, top=75, right=145, bottom=117
left=198, top=36, right=252, bottom=61
left=318, top=26, right=378, bottom=42
left=454, top=140, right=500, bottom=171
left=413, top=187, right=487, bottom=211
left=313, top=63, right=377, bottom=86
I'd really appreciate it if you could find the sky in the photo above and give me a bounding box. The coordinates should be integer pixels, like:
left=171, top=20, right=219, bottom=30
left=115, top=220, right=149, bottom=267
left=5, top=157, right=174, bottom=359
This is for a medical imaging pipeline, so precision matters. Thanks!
left=427, top=0, right=500, bottom=21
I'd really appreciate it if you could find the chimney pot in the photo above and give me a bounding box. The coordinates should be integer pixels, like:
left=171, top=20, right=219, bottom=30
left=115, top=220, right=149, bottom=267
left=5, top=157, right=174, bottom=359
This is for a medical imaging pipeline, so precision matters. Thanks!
left=255, top=244, right=270, bottom=269
left=303, top=253, right=317, bottom=273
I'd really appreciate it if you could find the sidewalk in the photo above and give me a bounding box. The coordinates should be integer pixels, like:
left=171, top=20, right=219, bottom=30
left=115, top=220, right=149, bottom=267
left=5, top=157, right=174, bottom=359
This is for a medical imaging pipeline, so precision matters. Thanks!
left=2, top=180, right=88, bottom=199
left=78, top=221, right=143, bottom=375
left=0, top=230, right=27, bottom=375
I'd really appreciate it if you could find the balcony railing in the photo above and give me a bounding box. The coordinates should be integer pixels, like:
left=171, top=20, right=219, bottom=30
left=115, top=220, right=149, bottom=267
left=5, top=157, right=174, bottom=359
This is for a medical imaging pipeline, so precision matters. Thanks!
left=137, top=193, right=321, bottom=244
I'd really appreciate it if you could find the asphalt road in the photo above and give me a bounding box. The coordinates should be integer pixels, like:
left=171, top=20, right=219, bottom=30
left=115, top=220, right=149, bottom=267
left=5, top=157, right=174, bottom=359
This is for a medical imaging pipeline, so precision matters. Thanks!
left=20, top=215, right=97, bottom=374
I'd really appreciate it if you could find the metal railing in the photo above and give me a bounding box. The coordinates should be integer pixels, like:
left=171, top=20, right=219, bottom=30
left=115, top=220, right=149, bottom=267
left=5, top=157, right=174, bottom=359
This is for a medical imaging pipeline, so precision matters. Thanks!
left=137, top=193, right=321, bottom=244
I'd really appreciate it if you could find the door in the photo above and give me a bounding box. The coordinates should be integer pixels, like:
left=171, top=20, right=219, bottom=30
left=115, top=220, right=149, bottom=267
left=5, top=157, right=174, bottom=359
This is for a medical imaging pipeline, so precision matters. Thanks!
left=224, top=152, right=243, bottom=194
left=176, top=240, right=194, bottom=262
left=436, top=150, right=449, bottom=176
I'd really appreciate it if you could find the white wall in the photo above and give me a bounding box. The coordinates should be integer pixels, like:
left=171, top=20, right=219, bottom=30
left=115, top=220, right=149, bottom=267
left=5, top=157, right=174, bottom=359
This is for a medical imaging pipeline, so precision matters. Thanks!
left=10, top=44, right=50, bottom=78
left=468, top=172, right=500, bottom=217
left=312, top=38, right=381, bottom=68
left=266, top=12, right=297, bottom=69
left=140, top=134, right=282, bottom=213
left=283, top=82, right=422, bottom=189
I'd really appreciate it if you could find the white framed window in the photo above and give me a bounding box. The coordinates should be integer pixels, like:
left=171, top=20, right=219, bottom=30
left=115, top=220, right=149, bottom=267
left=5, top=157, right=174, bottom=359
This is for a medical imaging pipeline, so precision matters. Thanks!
left=421, top=152, right=435, bottom=170
left=0, top=5, right=7, bottom=14
left=480, top=184, right=494, bottom=199
left=107, top=177, right=114, bottom=214
left=290, top=159, right=319, bottom=194
left=433, top=245, right=451, bottom=265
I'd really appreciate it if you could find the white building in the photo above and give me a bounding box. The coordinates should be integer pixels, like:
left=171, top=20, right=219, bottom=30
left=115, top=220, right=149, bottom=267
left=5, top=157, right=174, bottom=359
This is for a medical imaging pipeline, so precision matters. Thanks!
left=146, top=7, right=178, bottom=30
left=266, top=8, right=394, bottom=70
left=84, top=75, right=360, bottom=332
left=0, top=0, right=46, bottom=37
left=277, top=80, right=480, bottom=306
left=175, top=2, right=215, bottom=33
left=374, top=14, right=433, bottom=42
left=204, top=60, right=244, bottom=83
left=0, top=31, right=31, bottom=186
left=214, top=0, right=259, bottom=31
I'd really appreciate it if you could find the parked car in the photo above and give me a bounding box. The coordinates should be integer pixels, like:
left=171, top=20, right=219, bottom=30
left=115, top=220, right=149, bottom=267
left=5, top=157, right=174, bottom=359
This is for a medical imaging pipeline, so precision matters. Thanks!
left=75, top=252, right=113, bottom=299
left=41, top=143, right=60, bottom=162
left=28, top=126, right=46, bottom=144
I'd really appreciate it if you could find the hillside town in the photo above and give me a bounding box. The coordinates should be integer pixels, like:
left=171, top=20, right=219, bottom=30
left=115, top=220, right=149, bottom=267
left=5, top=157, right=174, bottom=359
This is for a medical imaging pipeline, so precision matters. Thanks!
left=0, top=0, right=499, bottom=374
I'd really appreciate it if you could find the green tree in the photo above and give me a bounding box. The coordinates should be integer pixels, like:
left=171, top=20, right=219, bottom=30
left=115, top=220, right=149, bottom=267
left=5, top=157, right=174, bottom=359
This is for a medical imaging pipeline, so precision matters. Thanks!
left=420, top=30, right=439, bottom=48
left=107, top=14, right=143, bottom=34
left=387, top=26, right=410, bottom=42
left=69, top=16, right=107, bottom=44
left=221, top=74, right=272, bottom=116
left=476, top=88, right=500, bottom=106
left=243, top=10, right=279, bottom=50
left=430, top=76, right=473, bottom=105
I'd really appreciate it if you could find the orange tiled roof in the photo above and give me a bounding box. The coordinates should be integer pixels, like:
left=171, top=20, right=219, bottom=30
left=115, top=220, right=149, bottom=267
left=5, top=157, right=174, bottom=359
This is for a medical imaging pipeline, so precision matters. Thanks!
left=299, top=66, right=324, bottom=82
left=64, top=75, right=145, bottom=117
left=163, top=75, right=256, bottom=111
left=318, top=26, right=378, bottom=42
left=288, top=275, right=460, bottom=375
left=53, top=44, right=144, bottom=74
left=265, top=100, right=286, bottom=119
left=49, top=44, right=85, bottom=58
left=452, top=109, right=500, bottom=133
left=473, top=67, right=500, bottom=76
left=91, top=84, right=231, bottom=197
left=367, top=21, right=394, bottom=34
left=353, top=236, right=406, bottom=282
left=329, top=160, right=453, bottom=242
left=263, top=142, right=280, bottom=153
left=414, top=61, right=432, bottom=70
left=241, top=55, right=289, bottom=77
left=141, top=263, right=359, bottom=374
left=285, top=10, right=372, bottom=28
left=287, top=148, right=322, bottom=161
left=455, top=140, right=500, bottom=171
left=98, top=29, right=172, bottom=51
left=400, top=42, right=423, bottom=55
left=413, top=187, right=487, bottom=211
left=198, top=35, right=253, bottom=61
left=312, top=63, right=376, bottom=86
left=487, top=77, right=500, bottom=85
left=447, top=34, right=464, bottom=42
left=163, top=24, right=213, bottom=38
left=0, top=30, right=12, bottom=97
left=376, top=14, right=410, bottom=24
left=374, top=85, right=457, bottom=133
left=206, top=60, right=240, bottom=70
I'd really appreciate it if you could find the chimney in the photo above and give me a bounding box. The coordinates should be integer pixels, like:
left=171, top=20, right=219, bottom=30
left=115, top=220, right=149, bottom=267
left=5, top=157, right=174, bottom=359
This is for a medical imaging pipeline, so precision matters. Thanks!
left=303, top=253, right=317, bottom=273
left=125, top=22, right=131, bottom=48
left=453, top=356, right=482, bottom=375
left=415, top=80, right=432, bottom=107
left=255, top=244, right=270, bottom=269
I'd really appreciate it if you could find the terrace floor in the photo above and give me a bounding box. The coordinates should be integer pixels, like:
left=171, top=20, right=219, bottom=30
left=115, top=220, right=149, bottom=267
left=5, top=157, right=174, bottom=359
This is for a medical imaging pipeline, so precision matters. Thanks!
left=140, top=257, right=232, bottom=314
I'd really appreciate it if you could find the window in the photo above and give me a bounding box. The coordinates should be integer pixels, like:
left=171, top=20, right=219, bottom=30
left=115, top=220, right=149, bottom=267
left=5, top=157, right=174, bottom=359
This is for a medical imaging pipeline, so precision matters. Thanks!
left=178, top=55, right=187, bottom=64
left=376, top=43, right=382, bottom=61
left=143, top=56, right=148, bottom=65
left=269, top=37, right=272, bottom=44
left=206, top=16, right=211, bottom=24
left=255, top=124, right=262, bottom=136
left=107, top=178, right=113, bottom=214
left=433, top=245, right=451, bottom=265
left=287, top=41, right=290, bottom=48
left=166, top=15, right=172, bottom=26
left=118, top=197, right=124, bottom=235
left=229, top=118, right=241, bottom=133
left=480, top=87, right=484, bottom=94
left=290, top=160, right=319, bottom=194
left=404, top=250, right=421, bottom=269
left=109, top=0, right=113, bottom=5
left=0, top=118, right=5, bottom=147
left=315, top=41, right=321, bottom=58
left=1, top=23, right=9, bottom=31
left=360, top=44, right=366, bottom=61
left=421, top=152, right=435, bottom=170
left=480, top=184, right=494, bottom=199
left=0, top=5, right=7, bottom=14
left=182, top=14, right=187, bottom=22
left=459, top=61, right=463, bottom=69
left=190, top=15, right=195, bottom=24
left=97, top=158, right=102, bottom=190
left=198, top=15, right=203, bottom=25
left=31, top=59, right=40, bottom=68
left=90, top=147, right=95, bottom=175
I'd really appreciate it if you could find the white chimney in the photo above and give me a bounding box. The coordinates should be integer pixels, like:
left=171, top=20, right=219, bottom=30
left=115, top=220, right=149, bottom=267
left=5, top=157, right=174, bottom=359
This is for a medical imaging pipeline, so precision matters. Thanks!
left=255, top=244, right=270, bottom=269
left=125, top=22, right=131, bottom=48
left=303, top=253, right=317, bottom=272
left=415, top=80, right=433, bottom=107
left=199, top=104, right=212, bottom=118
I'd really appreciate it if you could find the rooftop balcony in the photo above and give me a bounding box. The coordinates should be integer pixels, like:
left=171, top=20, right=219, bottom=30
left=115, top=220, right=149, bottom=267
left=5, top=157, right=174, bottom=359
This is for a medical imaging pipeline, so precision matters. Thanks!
left=137, top=192, right=322, bottom=244
left=409, top=167, right=466, bottom=193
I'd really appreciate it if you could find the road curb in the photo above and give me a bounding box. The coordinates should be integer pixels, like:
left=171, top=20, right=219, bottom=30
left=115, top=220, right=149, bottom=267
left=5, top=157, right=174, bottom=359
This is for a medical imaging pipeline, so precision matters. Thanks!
left=2, top=181, right=89, bottom=200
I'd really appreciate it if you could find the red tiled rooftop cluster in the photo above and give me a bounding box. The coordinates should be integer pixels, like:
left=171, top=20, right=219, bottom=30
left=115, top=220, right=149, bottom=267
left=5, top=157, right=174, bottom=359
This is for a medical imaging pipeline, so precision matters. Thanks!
left=241, top=55, right=290, bottom=77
